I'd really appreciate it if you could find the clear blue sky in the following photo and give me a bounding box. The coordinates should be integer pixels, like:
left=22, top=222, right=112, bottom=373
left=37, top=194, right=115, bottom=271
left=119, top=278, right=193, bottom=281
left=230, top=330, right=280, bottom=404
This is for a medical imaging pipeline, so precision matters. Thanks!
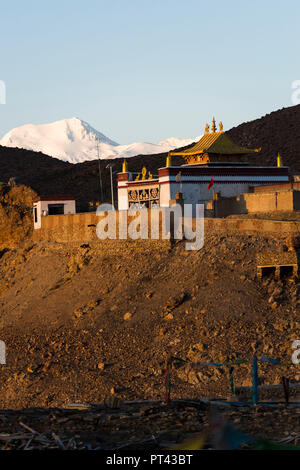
left=0, top=0, right=299, bottom=143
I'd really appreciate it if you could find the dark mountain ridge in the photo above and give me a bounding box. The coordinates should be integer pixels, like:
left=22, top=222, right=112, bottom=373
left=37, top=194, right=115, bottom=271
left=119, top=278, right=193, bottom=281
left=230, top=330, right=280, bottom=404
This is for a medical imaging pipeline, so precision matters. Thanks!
left=1, top=104, right=300, bottom=210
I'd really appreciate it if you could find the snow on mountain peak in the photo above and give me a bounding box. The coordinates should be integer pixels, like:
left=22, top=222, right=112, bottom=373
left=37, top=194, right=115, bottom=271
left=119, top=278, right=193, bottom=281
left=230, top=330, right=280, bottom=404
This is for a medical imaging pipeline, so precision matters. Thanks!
left=0, top=118, right=199, bottom=164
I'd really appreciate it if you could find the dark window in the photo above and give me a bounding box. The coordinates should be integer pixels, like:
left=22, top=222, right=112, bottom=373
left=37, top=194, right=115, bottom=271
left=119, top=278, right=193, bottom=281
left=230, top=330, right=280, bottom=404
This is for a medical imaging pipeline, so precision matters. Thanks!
left=34, top=207, right=38, bottom=223
left=48, top=204, right=64, bottom=215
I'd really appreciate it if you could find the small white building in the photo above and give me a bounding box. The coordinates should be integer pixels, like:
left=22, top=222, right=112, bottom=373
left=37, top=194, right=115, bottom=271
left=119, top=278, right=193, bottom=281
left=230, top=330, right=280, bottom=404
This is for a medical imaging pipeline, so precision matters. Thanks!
left=33, top=195, right=76, bottom=229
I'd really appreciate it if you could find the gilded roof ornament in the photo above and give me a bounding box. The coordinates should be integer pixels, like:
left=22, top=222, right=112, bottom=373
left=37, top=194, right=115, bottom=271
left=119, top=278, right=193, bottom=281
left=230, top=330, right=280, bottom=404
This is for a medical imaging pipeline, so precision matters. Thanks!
left=169, top=117, right=259, bottom=162
left=211, top=117, right=216, bottom=133
left=122, top=159, right=128, bottom=173
left=277, top=152, right=282, bottom=167
left=141, top=166, right=147, bottom=180
left=166, top=154, right=172, bottom=167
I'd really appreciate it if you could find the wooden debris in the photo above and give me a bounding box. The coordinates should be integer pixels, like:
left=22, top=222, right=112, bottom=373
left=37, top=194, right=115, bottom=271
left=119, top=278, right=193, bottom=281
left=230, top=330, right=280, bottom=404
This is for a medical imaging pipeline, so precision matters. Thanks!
left=0, top=399, right=297, bottom=450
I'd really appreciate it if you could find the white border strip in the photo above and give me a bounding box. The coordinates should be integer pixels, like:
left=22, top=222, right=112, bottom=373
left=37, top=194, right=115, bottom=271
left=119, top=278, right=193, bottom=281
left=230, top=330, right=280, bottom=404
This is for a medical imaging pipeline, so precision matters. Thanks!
left=159, top=175, right=289, bottom=183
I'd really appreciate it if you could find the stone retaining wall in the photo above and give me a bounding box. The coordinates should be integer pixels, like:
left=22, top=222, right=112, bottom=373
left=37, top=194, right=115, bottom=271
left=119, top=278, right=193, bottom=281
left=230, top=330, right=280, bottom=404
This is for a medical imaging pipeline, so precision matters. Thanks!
left=32, top=210, right=300, bottom=244
left=212, top=190, right=300, bottom=217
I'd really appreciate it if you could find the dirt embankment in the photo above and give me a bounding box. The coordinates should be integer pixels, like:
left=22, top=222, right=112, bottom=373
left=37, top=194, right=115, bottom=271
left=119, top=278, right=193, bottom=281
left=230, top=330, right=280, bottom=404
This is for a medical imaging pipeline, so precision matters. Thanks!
left=0, top=233, right=299, bottom=409
left=0, top=184, right=36, bottom=251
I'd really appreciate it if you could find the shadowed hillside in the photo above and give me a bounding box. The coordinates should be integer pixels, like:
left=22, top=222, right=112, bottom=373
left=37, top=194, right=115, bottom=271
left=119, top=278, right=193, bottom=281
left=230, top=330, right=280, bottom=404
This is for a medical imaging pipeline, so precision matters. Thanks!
left=227, top=105, right=300, bottom=173
left=1, top=104, right=300, bottom=210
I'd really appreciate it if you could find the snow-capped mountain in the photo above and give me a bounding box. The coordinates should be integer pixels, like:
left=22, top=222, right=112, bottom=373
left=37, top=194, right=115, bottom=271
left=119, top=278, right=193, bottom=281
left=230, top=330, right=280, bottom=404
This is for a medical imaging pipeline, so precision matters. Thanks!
left=0, top=118, right=199, bottom=164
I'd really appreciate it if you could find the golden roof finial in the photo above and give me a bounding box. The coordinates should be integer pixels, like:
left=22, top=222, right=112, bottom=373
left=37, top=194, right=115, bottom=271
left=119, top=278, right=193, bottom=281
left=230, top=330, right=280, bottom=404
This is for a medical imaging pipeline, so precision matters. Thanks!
left=277, top=152, right=282, bottom=167
left=166, top=154, right=171, bottom=167
left=141, top=166, right=147, bottom=180
left=219, top=121, right=223, bottom=132
left=205, top=123, right=210, bottom=134
left=122, top=159, right=128, bottom=173
left=211, top=117, right=216, bottom=133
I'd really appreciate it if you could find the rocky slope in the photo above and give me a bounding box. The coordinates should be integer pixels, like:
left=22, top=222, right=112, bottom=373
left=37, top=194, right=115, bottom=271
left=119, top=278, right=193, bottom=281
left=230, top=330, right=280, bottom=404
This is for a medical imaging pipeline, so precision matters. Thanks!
left=0, top=234, right=299, bottom=409
left=0, top=184, right=36, bottom=251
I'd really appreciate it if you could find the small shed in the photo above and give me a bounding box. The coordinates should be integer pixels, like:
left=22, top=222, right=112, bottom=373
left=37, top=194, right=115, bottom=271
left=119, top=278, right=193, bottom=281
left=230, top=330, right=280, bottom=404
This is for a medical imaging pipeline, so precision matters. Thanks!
left=256, top=251, right=298, bottom=280
left=33, top=195, right=76, bottom=229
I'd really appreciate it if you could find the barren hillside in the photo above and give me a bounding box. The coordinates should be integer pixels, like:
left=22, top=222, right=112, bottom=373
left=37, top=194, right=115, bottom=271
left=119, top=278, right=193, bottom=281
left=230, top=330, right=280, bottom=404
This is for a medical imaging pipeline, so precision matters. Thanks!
left=0, top=184, right=36, bottom=251
left=0, top=234, right=299, bottom=409
left=228, top=104, right=300, bottom=173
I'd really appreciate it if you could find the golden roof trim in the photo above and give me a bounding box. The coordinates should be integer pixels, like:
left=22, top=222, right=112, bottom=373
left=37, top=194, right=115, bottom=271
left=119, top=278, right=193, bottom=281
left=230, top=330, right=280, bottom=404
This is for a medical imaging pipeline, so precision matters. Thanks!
left=170, top=129, right=259, bottom=157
